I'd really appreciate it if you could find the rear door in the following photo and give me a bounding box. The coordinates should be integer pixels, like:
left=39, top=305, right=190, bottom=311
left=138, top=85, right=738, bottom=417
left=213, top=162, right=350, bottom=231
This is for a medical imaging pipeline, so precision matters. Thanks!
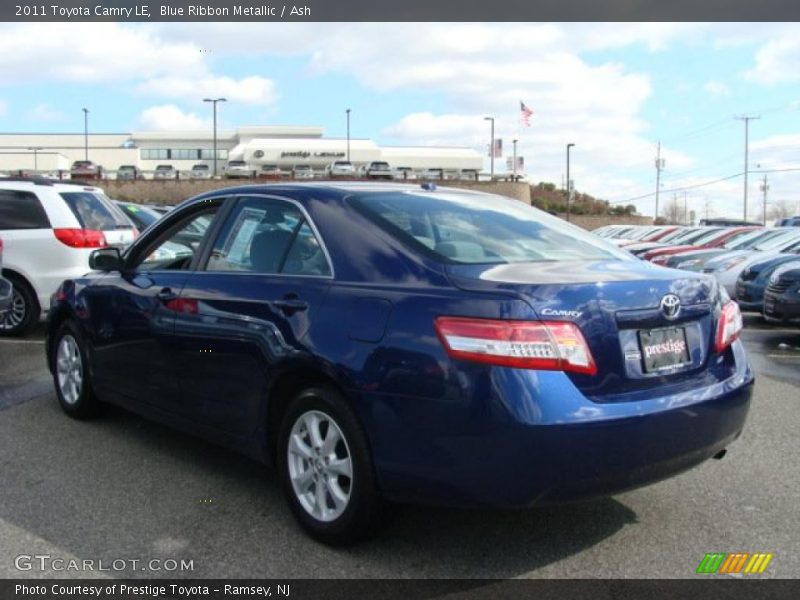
left=170, top=194, right=333, bottom=435
left=58, top=189, right=137, bottom=247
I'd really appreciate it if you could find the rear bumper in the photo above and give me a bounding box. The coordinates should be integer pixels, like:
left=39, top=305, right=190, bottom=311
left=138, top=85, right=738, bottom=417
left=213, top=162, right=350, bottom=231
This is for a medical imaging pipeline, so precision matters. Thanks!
left=361, top=340, right=754, bottom=507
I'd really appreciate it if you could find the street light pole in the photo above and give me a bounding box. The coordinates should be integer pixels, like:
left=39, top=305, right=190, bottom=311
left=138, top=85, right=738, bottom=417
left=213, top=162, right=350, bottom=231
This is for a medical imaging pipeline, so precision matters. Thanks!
left=484, top=117, right=495, bottom=180
left=566, top=143, right=575, bottom=222
left=81, top=108, right=89, bottom=161
left=760, top=174, right=769, bottom=226
left=28, top=147, right=43, bottom=172
left=346, top=108, right=351, bottom=162
left=204, top=97, right=227, bottom=178
left=512, top=139, right=518, bottom=181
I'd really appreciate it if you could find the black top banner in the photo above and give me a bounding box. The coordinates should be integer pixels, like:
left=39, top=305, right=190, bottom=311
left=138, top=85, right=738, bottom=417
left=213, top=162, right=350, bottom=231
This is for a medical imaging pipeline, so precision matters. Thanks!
left=4, top=0, right=800, bottom=22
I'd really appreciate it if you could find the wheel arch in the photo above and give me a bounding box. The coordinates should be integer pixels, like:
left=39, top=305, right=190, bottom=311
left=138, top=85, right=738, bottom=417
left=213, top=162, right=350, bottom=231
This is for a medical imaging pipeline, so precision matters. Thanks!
left=263, top=362, right=357, bottom=465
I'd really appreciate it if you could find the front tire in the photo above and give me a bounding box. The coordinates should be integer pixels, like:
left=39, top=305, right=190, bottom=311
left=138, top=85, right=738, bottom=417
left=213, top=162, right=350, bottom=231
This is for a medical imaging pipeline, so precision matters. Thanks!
left=51, top=321, right=102, bottom=419
left=278, top=386, right=383, bottom=545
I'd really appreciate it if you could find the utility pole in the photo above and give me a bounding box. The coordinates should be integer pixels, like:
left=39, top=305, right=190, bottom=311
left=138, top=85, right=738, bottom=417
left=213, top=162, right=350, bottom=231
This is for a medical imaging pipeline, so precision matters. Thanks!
left=512, top=139, right=518, bottom=180
left=760, top=174, right=769, bottom=225
left=683, top=191, right=688, bottom=225
left=735, top=115, right=760, bottom=222
left=566, top=143, right=575, bottom=222
left=655, top=141, right=665, bottom=221
left=484, top=117, right=495, bottom=180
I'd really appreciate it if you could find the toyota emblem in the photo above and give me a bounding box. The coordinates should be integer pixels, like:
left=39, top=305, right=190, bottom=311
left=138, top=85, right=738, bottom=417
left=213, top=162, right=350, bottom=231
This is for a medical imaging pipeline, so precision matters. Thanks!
left=660, top=294, right=681, bottom=320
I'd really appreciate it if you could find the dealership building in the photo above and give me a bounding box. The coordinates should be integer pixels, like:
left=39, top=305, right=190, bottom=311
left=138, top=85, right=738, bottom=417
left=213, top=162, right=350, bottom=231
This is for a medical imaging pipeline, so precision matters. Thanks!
left=0, top=126, right=484, bottom=177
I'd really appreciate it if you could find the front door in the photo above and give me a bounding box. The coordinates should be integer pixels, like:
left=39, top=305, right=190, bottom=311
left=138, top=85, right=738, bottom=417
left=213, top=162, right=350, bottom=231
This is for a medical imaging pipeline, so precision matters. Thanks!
left=87, top=202, right=224, bottom=410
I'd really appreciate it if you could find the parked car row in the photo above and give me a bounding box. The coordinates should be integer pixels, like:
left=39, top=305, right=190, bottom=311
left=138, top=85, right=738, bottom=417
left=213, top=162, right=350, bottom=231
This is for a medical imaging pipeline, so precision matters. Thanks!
left=594, top=223, right=800, bottom=325
left=30, top=161, right=488, bottom=182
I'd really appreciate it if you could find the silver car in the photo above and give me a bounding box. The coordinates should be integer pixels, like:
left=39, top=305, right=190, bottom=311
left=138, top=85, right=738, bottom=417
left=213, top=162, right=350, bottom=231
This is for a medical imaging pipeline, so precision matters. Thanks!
left=224, top=160, right=255, bottom=179
left=325, top=161, right=356, bottom=178
left=153, top=165, right=178, bottom=180
left=189, top=164, right=211, bottom=179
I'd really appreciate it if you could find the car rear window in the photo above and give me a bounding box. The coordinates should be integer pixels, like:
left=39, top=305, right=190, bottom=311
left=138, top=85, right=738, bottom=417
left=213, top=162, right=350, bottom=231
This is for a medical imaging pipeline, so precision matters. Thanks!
left=0, top=190, right=51, bottom=229
left=60, top=192, right=132, bottom=231
left=350, top=191, right=631, bottom=264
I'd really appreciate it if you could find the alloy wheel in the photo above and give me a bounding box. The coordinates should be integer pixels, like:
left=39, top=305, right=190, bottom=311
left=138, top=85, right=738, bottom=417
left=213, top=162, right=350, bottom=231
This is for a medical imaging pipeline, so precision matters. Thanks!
left=0, top=290, right=26, bottom=330
left=56, top=335, right=83, bottom=405
left=287, top=410, right=353, bottom=522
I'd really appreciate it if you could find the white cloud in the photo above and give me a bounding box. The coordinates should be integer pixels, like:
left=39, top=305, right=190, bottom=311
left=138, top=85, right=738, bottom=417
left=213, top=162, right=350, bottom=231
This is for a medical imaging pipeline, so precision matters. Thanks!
left=137, top=105, right=210, bottom=131
left=0, top=100, right=7, bottom=117
left=0, top=24, right=204, bottom=84
left=135, top=75, right=277, bottom=105
left=26, top=102, right=63, bottom=122
left=703, top=80, right=730, bottom=97
left=744, top=39, right=800, bottom=84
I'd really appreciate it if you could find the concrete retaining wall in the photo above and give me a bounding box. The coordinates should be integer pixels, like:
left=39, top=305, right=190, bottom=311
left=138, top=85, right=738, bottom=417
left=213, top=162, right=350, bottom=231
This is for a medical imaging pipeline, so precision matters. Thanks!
left=94, top=179, right=533, bottom=206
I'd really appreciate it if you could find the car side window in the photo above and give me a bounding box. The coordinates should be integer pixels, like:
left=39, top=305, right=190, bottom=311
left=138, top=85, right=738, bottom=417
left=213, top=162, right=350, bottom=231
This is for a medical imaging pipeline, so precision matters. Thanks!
left=134, top=207, right=219, bottom=271
left=0, top=190, right=50, bottom=229
left=206, top=197, right=331, bottom=276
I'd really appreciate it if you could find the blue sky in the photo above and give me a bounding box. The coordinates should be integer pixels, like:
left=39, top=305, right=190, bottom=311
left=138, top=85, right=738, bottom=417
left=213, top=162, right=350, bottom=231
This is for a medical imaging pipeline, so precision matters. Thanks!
left=1, top=22, right=799, bottom=219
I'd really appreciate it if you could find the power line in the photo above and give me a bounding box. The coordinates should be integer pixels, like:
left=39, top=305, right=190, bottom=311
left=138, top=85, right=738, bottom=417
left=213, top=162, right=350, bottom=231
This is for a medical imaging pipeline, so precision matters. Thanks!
left=609, top=172, right=745, bottom=205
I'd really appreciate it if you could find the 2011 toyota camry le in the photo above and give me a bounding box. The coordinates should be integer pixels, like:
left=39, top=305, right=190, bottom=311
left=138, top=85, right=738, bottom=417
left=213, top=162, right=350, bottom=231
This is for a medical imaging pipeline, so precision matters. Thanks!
left=45, top=183, right=754, bottom=544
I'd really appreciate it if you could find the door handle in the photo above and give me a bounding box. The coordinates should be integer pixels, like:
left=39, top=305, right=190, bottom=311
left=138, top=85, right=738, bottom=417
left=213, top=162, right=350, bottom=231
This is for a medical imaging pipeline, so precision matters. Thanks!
left=274, top=297, right=308, bottom=313
left=156, top=287, right=177, bottom=302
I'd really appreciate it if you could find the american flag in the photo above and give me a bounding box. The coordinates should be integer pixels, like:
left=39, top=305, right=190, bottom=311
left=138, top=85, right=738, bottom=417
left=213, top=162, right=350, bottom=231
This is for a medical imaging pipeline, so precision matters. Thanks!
left=520, top=101, right=534, bottom=127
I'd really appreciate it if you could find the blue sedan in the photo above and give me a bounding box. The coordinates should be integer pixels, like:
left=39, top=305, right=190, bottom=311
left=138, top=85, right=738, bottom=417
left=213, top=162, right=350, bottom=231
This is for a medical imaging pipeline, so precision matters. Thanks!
left=45, top=183, right=754, bottom=544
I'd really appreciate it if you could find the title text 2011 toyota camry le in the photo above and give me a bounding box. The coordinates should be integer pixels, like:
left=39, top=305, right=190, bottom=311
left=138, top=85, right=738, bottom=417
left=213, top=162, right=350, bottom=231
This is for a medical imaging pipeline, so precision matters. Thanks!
left=46, top=183, right=754, bottom=544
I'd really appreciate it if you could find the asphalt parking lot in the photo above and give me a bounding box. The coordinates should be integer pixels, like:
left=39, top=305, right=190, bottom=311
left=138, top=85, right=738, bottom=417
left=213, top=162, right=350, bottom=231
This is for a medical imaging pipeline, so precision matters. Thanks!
left=1, top=316, right=798, bottom=579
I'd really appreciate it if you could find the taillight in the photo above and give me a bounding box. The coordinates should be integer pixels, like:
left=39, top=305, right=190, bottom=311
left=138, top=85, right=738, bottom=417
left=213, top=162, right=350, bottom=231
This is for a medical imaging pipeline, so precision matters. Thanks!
left=715, top=301, right=743, bottom=353
left=434, top=317, right=597, bottom=375
left=53, top=228, right=107, bottom=248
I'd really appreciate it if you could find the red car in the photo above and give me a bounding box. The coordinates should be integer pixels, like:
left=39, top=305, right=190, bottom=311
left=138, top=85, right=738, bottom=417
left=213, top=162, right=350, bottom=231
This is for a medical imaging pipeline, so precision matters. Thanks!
left=646, top=227, right=760, bottom=264
left=70, top=160, right=102, bottom=180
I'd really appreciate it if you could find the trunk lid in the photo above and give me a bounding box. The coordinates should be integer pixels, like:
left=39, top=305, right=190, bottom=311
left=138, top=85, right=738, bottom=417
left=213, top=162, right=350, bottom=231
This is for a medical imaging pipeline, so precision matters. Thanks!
left=446, top=259, right=719, bottom=401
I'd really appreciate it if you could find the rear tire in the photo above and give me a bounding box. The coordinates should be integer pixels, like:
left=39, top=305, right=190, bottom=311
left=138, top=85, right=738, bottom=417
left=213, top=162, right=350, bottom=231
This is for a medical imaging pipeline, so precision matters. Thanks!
left=50, top=321, right=102, bottom=419
left=0, top=274, right=39, bottom=336
left=278, top=386, right=383, bottom=545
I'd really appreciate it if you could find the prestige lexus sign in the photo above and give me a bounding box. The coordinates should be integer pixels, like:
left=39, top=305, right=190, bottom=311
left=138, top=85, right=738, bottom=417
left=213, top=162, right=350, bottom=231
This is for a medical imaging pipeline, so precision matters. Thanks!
left=280, top=151, right=346, bottom=159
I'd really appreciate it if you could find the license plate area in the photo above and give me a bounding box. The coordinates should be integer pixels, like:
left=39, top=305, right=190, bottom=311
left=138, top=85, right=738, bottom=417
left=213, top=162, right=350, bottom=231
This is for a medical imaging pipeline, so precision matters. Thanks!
left=638, top=326, right=690, bottom=373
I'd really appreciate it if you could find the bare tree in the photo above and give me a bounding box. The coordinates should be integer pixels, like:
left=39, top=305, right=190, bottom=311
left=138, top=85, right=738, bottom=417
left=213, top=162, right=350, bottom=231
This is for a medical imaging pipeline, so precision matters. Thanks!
left=661, top=197, right=684, bottom=224
left=767, top=199, right=797, bottom=222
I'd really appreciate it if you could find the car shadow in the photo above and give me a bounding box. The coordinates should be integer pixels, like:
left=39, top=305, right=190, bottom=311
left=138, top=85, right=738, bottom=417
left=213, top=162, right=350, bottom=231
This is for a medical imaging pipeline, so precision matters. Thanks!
left=0, top=397, right=638, bottom=579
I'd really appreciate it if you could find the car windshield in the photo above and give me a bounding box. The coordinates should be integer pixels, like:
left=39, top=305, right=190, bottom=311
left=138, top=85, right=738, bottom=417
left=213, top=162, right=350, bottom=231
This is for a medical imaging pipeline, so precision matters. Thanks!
left=690, top=228, right=730, bottom=246
left=229, top=161, right=246, bottom=166
left=720, top=229, right=759, bottom=249
left=350, top=191, right=632, bottom=265
left=156, top=166, right=172, bottom=170
left=61, top=192, right=131, bottom=230
left=334, top=162, right=352, bottom=167
left=756, top=229, right=800, bottom=251
left=119, top=166, right=135, bottom=171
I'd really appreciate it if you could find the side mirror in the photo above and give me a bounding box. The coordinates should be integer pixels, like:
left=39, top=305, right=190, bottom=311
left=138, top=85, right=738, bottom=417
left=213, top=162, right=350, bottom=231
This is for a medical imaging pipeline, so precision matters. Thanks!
left=89, top=247, right=122, bottom=271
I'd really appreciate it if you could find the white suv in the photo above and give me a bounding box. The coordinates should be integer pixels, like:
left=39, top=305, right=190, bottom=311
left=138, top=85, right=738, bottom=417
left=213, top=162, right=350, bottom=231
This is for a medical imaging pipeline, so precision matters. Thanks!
left=0, top=178, right=136, bottom=335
